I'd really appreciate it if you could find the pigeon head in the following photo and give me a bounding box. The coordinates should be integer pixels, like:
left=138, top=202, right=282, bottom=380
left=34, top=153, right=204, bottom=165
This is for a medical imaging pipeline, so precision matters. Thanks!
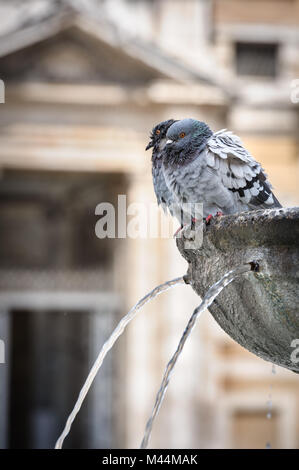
left=145, top=119, right=177, bottom=153
left=164, top=118, right=213, bottom=165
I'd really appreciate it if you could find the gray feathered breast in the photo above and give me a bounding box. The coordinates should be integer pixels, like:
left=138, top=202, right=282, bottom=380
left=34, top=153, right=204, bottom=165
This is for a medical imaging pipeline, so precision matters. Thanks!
left=151, top=142, right=183, bottom=223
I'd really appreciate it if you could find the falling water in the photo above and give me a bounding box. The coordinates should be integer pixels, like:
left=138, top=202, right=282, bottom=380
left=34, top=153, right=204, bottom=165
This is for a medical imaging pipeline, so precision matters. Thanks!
left=140, top=263, right=255, bottom=449
left=265, top=363, right=277, bottom=449
left=266, top=385, right=273, bottom=420
left=55, top=276, right=185, bottom=449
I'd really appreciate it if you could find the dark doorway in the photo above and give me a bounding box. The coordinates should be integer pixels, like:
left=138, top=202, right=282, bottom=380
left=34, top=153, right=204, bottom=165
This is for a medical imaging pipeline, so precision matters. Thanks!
left=0, top=169, right=126, bottom=448
left=9, top=308, right=114, bottom=449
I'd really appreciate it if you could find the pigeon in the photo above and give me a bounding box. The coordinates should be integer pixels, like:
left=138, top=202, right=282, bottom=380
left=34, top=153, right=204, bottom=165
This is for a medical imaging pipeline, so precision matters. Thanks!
left=146, top=119, right=183, bottom=223
left=162, top=118, right=282, bottom=222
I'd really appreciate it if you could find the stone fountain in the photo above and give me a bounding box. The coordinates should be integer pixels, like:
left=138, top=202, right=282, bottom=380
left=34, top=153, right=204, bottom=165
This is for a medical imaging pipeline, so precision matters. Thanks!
left=177, top=207, right=299, bottom=373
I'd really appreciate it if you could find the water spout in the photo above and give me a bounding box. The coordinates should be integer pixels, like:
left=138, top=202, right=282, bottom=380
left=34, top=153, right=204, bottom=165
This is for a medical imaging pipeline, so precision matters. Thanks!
left=55, top=276, right=185, bottom=449
left=140, top=262, right=256, bottom=449
left=177, top=207, right=299, bottom=373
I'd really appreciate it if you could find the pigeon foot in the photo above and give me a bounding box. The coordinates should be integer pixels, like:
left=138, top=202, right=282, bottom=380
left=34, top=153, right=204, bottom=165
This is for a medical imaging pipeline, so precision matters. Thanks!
left=205, top=214, right=213, bottom=225
left=174, top=224, right=185, bottom=237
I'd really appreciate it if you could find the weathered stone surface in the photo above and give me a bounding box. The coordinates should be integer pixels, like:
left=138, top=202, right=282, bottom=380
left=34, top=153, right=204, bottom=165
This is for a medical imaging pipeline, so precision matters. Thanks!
left=177, top=207, right=299, bottom=373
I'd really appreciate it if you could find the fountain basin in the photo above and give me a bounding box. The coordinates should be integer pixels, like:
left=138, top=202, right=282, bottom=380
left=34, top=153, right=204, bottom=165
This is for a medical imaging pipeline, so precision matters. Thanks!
left=177, top=207, right=299, bottom=373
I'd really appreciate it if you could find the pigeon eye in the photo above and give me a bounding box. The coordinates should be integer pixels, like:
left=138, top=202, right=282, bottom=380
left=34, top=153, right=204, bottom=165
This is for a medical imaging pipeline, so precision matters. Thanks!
left=179, top=132, right=186, bottom=138
left=155, top=129, right=161, bottom=135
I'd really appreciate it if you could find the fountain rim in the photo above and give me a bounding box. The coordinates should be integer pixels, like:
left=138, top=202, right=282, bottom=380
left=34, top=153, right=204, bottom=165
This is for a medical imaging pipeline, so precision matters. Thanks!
left=179, top=206, right=299, bottom=251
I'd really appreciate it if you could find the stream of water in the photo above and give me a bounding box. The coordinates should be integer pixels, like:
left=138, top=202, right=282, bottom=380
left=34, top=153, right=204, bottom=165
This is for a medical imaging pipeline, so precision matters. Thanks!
left=55, top=276, right=185, bottom=449
left=140, top=263, right=254, bottom=449
left=265, top=364, right=276, bottom=449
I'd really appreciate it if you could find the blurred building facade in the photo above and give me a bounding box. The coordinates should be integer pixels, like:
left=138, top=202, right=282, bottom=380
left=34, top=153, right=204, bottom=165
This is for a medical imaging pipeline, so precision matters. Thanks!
left=0, top=0, right=298, bottom=449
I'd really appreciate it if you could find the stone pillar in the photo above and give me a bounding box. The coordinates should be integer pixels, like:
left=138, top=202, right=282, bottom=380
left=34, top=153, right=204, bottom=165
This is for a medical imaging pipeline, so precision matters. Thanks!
left=125, top=171, right=168, bottom=448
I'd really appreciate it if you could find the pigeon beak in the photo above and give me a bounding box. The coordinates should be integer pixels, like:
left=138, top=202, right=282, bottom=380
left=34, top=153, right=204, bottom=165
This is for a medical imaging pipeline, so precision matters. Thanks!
left=145, top=140, right=154, bottom=151
left=166, top=139, right=173, bottom=145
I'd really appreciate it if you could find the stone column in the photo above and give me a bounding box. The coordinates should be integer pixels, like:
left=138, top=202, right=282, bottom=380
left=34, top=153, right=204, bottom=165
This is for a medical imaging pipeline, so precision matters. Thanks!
left=125, top=171, right=168, bottom=448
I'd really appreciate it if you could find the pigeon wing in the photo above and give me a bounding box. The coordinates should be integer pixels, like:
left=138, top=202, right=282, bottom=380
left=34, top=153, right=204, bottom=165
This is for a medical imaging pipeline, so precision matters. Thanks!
left=206, top=130, right=282, bottom=209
